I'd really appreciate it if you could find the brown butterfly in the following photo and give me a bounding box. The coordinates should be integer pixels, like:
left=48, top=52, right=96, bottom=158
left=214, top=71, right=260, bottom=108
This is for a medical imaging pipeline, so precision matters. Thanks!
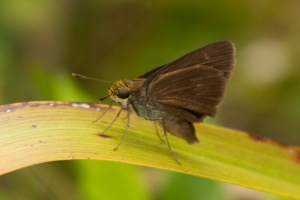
left=73, top=40, right=236, bottom=165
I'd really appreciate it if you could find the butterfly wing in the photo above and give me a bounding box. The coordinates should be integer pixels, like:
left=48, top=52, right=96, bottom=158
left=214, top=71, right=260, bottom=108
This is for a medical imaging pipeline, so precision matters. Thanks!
left=147, top=65, right=226, bottom=120
left=137, top=41, right=235, bottom=121
left=132, top=41, right=235, bottom=145
left=139, top=40, right=235, bottom=80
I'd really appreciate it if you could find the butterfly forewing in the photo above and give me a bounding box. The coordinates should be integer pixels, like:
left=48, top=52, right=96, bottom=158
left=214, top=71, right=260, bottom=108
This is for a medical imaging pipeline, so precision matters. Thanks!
left=139, top=40, right=235, bottom=81
left=147, top=65, right=226, bottom=118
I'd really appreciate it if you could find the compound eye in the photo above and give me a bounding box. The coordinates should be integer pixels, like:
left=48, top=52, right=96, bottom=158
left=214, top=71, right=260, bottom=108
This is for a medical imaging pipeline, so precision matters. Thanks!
left=117, top=88, right=130, bottom=99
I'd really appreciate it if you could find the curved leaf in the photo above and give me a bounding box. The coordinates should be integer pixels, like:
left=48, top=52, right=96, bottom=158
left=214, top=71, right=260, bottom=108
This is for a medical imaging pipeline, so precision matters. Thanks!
left=0, top=101, right=299, bottom=199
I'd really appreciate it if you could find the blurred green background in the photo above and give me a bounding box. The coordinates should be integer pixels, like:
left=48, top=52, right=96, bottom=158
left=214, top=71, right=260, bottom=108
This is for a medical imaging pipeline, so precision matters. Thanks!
left=0, top=0, right=299, bottom=199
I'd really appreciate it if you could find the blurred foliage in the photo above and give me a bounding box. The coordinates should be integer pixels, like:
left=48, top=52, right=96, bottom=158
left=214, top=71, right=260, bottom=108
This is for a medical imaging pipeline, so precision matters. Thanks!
left=0, top=0, right=299, bottom=199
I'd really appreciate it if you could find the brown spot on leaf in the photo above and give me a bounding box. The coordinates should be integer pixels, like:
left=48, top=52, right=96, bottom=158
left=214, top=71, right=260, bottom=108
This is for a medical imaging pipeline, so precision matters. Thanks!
left=248, top=133, right=291, bottom=147
left=28, top=103, right=40, bottom=107
left=97, top=133, right=113, bottom=139
left=22, top=102, right=28, bottom=107
left=0, top=104, right=20, bottom=112
left=294, top=151, right=300, bottom=165
left=248, top=134, right=269, bottom=143
left=32, top=125, right=37, bottom=128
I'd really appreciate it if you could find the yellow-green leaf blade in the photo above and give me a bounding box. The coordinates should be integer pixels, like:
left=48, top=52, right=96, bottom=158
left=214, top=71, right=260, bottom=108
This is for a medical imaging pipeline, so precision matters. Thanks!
left=0, top=101, right=299, bottom=199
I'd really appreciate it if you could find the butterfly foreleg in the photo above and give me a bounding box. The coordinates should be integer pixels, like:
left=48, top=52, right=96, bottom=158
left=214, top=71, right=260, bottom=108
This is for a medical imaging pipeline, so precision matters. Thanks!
left=93, top=100, right=114, bottom=123
left=113, top=109, right=131, bottom=151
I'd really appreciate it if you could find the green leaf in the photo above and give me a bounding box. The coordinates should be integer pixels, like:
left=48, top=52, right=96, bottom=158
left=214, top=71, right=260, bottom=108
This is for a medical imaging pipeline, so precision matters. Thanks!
left=0, top=101, right=300, bottom=199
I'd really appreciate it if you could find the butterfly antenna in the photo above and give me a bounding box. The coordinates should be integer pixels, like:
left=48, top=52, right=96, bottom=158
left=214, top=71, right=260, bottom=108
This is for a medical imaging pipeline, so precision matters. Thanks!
left=99, top=95, right=111, bottom=102
left=72, top=73, right=112, bottom=84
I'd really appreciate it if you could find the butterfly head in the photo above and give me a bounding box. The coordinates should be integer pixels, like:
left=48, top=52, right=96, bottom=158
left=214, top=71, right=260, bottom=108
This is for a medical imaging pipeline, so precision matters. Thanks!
left=108, top=79, right=131, bottom=105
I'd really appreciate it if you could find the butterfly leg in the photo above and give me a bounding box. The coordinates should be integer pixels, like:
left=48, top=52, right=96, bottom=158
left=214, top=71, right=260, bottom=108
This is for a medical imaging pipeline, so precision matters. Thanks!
left=93, top=101, right=114, bottom=123
left=160, top=119, right=181, bottom=165
left=102, top=107, right=123, bottom=134
left=154, top=122, right=164, bottom=142
left=114, top=110, right=131, bottom=151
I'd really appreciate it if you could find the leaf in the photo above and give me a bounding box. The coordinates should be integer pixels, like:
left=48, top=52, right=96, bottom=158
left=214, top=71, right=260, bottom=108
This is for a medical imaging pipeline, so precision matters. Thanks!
left=0, top=101, right=300, bottom=199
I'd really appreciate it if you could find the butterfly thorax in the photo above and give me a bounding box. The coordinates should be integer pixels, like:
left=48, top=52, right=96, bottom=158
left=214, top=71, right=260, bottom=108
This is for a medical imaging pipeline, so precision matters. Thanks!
left=109, top=78, right=162, bottom=120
